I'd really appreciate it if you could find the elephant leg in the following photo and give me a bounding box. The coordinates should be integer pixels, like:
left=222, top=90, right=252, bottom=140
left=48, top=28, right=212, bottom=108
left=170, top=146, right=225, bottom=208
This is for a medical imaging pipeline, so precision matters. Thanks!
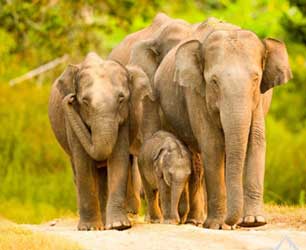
left=201, top=127, right=228, bottom=229
left=97, top=167, right=108, bottom=225
left=74, top=160, right=102, bottom=231
left=105, top=123, right=131, bottom=230
left=73, top=152, right=102, bottom=230
left=67, top=126, right=102, bottom=231
left=186, top=154, right=204, bottom=226
left=179, top=185, right=190, bottom=224
left=126, top=156, right=141, bottom=215
left=141, top=177, right=162, bottom=223
left=132, top=157, right=142, bottom=209
left=70, top=159, right=76, bottom=185
left=239, top=104, right=266, bottom=227
left=186, top=181, right=204, bottom=226
left=159, top=179, right=172, bottom=224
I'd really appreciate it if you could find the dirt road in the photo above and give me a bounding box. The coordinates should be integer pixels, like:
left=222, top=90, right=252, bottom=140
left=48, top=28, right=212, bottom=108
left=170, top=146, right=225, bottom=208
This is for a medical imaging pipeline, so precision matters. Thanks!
left=24, top=206, right=306, bottom=250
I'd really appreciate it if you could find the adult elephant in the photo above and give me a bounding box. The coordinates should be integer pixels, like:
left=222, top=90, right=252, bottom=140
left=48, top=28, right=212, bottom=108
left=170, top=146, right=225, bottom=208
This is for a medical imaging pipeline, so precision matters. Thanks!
left=130, top=18, right=240, bottom=226
left=108, top=13, right=195, bottom=215
left=126, top=19, right=211, bottom=226
left=48, top=52, right=156, bottom=230
left=141, top=24, right=292, bottom=229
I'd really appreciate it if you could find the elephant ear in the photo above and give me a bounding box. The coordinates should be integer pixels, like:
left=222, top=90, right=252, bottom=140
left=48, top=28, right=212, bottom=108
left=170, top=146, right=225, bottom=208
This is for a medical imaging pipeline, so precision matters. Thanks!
left=130, top=39, right=160, bottom=83
left=56, top=64, right=80, bottom=96
left=174, top=40, right=205, bottom=97
left=126, top=64, right=156, bottom=102
left=261, top=38, right=293, bottom=93
left=152, top=146, right=171, bottom=186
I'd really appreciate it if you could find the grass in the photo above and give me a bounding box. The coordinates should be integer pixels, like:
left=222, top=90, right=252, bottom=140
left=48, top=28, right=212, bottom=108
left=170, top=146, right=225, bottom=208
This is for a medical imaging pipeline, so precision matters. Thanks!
left=0, top=83, right=77, bottom=224
left=264, top=204, right=306, bottom=230
left=0, top=199, right=76, bottom=224
left=0, top=218, right=82, bottom=250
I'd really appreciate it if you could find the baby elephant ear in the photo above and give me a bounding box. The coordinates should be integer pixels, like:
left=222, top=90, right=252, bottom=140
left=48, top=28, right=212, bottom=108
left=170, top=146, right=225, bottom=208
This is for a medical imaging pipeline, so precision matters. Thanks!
left=56, top=64, right=80, bottom=96
left=152, top=147, right=168, bottom=180
left=174, top=40, right=205, bottom=97
left=261, top=38, right=293, bottom=93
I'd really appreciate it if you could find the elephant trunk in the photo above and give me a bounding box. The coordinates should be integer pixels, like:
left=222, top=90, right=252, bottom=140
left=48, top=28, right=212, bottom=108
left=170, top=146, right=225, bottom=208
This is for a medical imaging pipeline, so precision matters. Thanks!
left=64, top=102, right=118, bottom=161
left=91, top=116, right=118, bottom=160
left=170, top=174, right=189, bottom=224
left=221, top=105, right=251, bottom=226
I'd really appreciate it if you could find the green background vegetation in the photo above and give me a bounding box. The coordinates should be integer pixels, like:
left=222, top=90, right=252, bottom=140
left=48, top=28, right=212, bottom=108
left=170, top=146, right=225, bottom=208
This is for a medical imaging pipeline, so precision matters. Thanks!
left=0, top=0, right=305, bottom=223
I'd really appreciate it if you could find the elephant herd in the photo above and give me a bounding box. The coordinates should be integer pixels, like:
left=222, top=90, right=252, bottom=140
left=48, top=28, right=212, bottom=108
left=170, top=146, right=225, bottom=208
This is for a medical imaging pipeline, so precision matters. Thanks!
left=48, top=13, right=292, bottom=231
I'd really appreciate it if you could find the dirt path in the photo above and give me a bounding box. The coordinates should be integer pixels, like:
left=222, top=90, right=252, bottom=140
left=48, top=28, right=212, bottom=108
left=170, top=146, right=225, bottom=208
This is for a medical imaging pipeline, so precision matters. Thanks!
left=24, top=207, right=306, bottom=250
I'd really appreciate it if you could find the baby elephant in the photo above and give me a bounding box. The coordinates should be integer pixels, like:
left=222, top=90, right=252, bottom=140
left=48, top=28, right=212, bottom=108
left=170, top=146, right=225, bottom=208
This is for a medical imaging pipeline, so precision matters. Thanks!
left=138, top=131, right=192, bottom=224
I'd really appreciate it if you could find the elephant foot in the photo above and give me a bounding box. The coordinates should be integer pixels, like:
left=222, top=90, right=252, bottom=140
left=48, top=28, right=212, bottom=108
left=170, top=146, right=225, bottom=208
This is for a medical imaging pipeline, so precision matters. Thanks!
left=126, top=197, right=140, bottom=215
left=163, top=218, right=179, bottom=225
left=204, top=218, right=232, bottom=230
left=77, top=219, right=104, bottom=231
left=127, top=207, right=138, bottom=215
left=105, top=213, right=131, bottom=230
left=185, top=218, right=203, bottom=227
left=238, top=215, right=266, bottom=227
left=147, top=218, right=162, bottom=224
left=163, top=215, right=180, bottom=225
left=145, top=214, right=161, bottom=224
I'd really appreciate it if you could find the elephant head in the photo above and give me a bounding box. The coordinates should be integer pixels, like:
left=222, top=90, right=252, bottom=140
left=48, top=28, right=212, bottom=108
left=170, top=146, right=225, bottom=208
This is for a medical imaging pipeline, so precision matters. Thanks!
left=57, top=52, right=155, bottom=162
left=130, top=18, right=193, bottom=83
left=58, top=53, right=130, bottom=161
left=174, top=30, right=292, bottom=225
left=152, top=134, right=192, bottom=223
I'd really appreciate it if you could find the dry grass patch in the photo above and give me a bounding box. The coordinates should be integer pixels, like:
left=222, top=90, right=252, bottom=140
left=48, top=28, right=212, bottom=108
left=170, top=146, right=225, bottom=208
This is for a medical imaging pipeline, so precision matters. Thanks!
left=0, top=218, right=82, bottom=250
left=265, top=204, right=306, bottom=230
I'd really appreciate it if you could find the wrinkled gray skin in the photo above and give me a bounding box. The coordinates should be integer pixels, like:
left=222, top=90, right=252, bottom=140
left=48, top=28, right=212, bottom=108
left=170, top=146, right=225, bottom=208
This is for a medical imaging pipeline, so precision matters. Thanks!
left=109, top=12, right=206, bottom=220
left=127, top=15, right=209, bottom=226
left=108, top=13, right=181, bottom=215
left=145, top=24, right=292, bottom=229
left=138, top=131, right=192, bottom=224
left=48, top=52, right=155, bottom=230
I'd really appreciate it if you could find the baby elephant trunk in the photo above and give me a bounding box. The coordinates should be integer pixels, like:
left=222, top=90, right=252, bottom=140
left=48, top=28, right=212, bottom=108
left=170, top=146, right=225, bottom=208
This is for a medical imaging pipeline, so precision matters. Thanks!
left=170, top=171, right=190, bottom=224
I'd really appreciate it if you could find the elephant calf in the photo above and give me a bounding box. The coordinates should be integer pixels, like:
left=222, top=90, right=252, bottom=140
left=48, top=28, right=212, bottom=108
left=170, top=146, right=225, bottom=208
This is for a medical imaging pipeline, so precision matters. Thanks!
left=138, top=131, right=192, bottom=224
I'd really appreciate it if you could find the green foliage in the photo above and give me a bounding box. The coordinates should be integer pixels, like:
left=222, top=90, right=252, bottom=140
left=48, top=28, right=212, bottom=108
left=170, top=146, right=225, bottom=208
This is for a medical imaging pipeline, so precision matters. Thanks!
left=0, top=84, right=76, bottom=223
left=281, top=0, right=306, bottom=43
left=265, top=117, right=306, bottom=204
left=0, top=0, right=305, bottom=222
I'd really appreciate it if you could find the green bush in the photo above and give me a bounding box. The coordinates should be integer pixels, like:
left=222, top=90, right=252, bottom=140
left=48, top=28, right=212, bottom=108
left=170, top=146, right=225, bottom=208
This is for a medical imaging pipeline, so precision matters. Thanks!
left=0, top=84, right=76, bottom=223
left=265, top=116, right=306, bottom=204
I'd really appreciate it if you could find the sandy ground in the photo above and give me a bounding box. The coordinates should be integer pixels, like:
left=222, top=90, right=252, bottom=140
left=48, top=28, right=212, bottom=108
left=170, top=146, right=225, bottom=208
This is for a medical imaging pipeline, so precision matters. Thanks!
left=24, top=207, right=306, bottom=250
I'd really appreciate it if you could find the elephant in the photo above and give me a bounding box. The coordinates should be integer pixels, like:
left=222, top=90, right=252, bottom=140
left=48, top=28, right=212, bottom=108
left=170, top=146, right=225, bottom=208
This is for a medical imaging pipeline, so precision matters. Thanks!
left=48, top=52, right=157, bottom=230
left=108, top=12, right=197, bottom=215
left=139, top=23, right=292, bottom=229
left=127, top=18, right=232, bottom=227
left=138, top=131, right=192, bottom=224
left=128, top=18, right=241, bottom=226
